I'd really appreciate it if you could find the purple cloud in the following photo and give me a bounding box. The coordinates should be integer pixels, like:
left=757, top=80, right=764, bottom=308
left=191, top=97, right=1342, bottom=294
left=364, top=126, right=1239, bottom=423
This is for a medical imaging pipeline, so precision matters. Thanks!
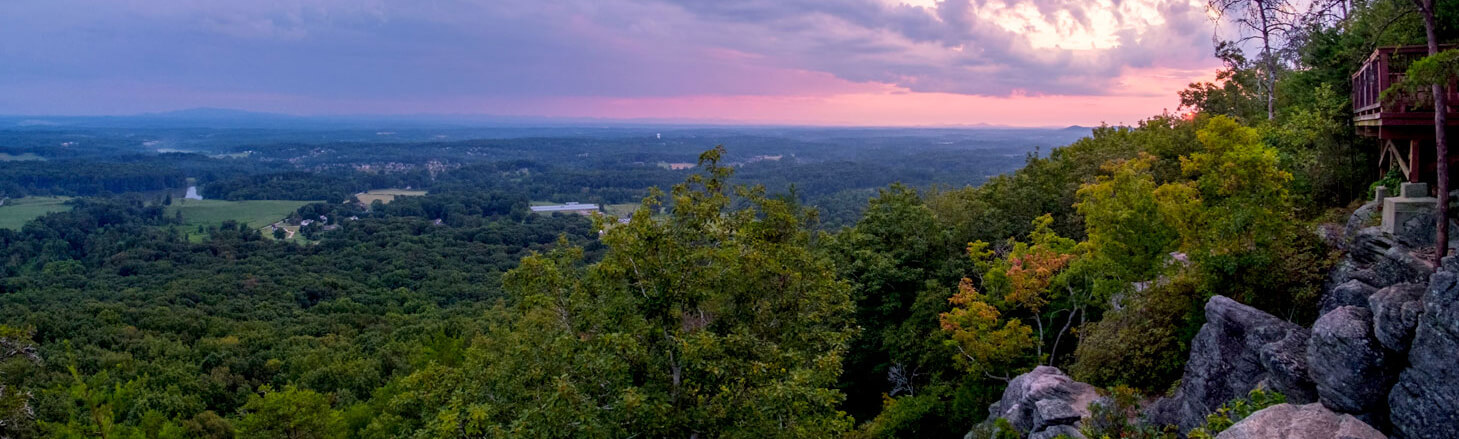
left=0, top=0, right=1219, bottom=114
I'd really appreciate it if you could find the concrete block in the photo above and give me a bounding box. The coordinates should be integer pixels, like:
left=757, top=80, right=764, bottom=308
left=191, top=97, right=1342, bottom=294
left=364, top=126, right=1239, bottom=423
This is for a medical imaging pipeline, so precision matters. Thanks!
left=1382, top=196, right=1438, bottom=236
left=1399, top=182, right=1428, bottom=198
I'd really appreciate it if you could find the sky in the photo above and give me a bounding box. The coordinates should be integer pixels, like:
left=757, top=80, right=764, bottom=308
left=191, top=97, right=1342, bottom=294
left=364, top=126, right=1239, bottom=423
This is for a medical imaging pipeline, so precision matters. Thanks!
left=0, top=0, right=1227, bottom=126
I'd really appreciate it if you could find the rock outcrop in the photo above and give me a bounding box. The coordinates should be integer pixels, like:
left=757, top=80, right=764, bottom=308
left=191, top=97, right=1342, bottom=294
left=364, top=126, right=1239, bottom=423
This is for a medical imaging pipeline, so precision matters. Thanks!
left=1373, top=246, right=1433, bottom=289
left=1028, top=425, right=1083, bottom=439
left=1321, top=279, right=1378, bottom=315
left=1387, top=257, right=1459, bottom=439
left=1144, top=296, right=1317, bottom=431
left=1337, top=228, right=1432, bottom=290
left=1341, top=200, right=1382, bottom=248
left=980, top=366, right=1096, bottom=438
left=1368, top=283, right=1424, bottom=353
left=1129, top=207, right=1459, bottom=438
left=1215, top=403, right=1386, bottom=439
left=1307, top=306, right=1392, bottom=419
left=1032, top=399, right=1080, bottom=432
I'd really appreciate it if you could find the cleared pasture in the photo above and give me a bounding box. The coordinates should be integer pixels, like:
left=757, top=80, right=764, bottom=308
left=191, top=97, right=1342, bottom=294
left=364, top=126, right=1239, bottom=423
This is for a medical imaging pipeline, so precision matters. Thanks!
left=0, top=152, right=44, bottom=161
left=166, top=199, right=315, bottom=240
left=355, top=189, right=427, bottom=206
left=0, top=196, right=73, bottom=229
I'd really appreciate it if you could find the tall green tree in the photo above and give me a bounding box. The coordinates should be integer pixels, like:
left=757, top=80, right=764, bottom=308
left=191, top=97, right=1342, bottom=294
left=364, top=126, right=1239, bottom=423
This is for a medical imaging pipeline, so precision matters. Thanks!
left=237, top=385, right=343, bottom=439
left=394, top=147, right=857, bottom=438
left=823, top=185, right=965, bottom=419
left=1072, top=153, right=1182, bottom=303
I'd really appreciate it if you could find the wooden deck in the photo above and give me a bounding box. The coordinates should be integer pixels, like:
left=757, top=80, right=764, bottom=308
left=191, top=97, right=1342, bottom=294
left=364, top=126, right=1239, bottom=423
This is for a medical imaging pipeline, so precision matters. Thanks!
left=1353, top=45, right=1459, bottom=140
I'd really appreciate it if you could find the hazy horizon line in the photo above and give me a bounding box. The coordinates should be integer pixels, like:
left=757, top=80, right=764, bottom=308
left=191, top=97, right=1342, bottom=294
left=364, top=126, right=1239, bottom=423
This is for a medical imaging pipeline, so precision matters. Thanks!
left=0, top=107, right=1101, bottom=130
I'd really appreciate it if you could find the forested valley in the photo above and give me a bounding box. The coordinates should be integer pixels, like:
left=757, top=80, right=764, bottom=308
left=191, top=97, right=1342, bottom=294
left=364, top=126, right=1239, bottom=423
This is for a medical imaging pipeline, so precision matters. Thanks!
left=0, top=1, right=1456, bottom=437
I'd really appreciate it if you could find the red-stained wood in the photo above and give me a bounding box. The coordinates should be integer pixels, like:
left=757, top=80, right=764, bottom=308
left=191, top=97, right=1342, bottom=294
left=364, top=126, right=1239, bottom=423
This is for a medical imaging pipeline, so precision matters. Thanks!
left=1353, top=45, right=1459, bottom=141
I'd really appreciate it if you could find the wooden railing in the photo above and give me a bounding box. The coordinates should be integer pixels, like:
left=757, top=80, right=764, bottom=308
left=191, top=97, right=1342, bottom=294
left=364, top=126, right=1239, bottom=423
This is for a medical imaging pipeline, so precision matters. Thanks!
left=1353, top=45, right=1459, bottom=124
left=1351, top=51, right=1388, bottom=118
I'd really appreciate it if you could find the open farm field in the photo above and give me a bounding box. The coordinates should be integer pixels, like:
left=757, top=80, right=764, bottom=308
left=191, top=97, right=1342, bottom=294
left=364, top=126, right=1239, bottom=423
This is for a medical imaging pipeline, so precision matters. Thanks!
left=356, top=188, right=427, bottom=205
left=0, top=196, right=73, bottom=229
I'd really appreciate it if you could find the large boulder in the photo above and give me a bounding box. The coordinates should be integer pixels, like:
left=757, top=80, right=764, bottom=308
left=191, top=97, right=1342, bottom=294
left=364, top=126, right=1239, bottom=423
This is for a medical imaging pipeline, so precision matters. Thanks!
left=1032, top=399, right=1080, bottom=432
left=1339, top=228, right=1431, bottom=290
left=1342, top=201, right=1382, bottom=248
left=1321, top=279, right=1378, bottom=315
left=1308, top=306, right=1392, bottom=417
left=1372, top=246, right=1434, bottom=289
left=1388, top=257, right=1459, bottom=439
left=1144, top=296, right=1316, bottom=431
left=1215, top=403, right=1386, bottom=439
left=1349, top=227, right=1396, bottom=267
left=983, top=366, right=1098, bottom=435
left=1368, top=283, right=1425, bottom=352
left=1028, top=425, right=1085, bottom=439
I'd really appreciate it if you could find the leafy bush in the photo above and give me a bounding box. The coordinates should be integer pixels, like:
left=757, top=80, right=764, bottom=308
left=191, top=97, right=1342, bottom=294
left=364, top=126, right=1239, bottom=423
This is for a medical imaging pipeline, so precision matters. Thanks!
left=964, top=417, right=1021, bottom=439
left=1187, top=388, right=1287, bottom=439
left=1082, top=385, right=1143, bottom=438
left=1069, top=274, right=1203, bottom=393
left=1369, top=169, right=1403, bottom=201
left=856, top=392, right=946, bottom=439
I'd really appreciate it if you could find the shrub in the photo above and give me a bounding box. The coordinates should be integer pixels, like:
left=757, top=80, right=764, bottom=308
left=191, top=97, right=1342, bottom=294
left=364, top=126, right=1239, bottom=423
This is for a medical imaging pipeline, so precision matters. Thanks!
left=1187, top=388, right=1287, bottom=438
left=1069, top=275, right=1203, bottom=393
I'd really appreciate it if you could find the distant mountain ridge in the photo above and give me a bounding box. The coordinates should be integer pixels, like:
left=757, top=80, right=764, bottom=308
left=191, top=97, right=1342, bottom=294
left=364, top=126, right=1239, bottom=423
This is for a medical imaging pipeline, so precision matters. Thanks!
left=0, top=108, right=1101, bottom=131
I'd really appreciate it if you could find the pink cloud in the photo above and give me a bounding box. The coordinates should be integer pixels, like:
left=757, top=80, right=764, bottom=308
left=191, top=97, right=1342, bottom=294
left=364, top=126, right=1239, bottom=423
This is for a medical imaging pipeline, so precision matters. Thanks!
left=0, top=0, right=1226, bottom=125
left=448, top=65, right=1221, bottom=126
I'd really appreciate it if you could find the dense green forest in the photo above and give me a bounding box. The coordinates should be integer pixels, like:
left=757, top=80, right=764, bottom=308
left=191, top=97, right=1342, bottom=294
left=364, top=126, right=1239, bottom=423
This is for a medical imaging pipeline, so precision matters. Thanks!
left=0, top=0, right=1456, bottom=437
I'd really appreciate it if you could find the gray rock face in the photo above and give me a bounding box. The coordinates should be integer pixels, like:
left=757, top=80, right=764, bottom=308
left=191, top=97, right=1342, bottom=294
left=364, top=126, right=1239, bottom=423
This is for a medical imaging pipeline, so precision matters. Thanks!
left=1388, top=257, right=1459, bottom=439
left=1339, top=227, right=1432, bottom=291
left=1028, top=424, right=1086, bottom=439
left=1322, top=279, right=1378, bottom=315
left=1374, top=246, right=1434, bottom=289
left=1368, top=283, right=1425, bottom=352
left=1215, top=403, right=1386, bottom=439
left=1349, top=228, right=1397, bottom=267
left=1260, top=327, right=1319, bottom=405
left=1309, top=306, right=1391, bottom=415
left=983, top=366, right=1098, bottom=435
left=1032, top=399, right=1080, bottom=431
left=1342, top=201, right=1382, bottom=249
left=1393, top=208, right=1459, bottom=249
left=1144, top=296, right=1317, bottom=431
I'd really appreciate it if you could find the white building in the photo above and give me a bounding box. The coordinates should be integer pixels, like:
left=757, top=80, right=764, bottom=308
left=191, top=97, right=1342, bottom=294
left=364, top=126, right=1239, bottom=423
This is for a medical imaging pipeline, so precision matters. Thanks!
left=530, top=202, right=600, bottom=215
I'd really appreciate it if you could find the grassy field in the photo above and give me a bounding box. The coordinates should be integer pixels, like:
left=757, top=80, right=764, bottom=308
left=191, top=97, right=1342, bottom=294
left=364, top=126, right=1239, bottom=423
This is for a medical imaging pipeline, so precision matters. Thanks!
left=0, top=197, right=73, bottom=229
left=0, top=152, right=45, bottom=161
left=603, top=203, right=640, bottom=218
left=166, top=199, right=315, bottom=240
left=355, top=189, right=427, bottom=206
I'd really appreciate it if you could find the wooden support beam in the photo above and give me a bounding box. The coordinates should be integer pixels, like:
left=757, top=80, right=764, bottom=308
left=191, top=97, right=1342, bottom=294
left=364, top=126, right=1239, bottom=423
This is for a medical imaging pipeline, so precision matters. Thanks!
left=1387, top=140, right=1413, bottom=180
left=1411, top=139, right=1423, bottom=183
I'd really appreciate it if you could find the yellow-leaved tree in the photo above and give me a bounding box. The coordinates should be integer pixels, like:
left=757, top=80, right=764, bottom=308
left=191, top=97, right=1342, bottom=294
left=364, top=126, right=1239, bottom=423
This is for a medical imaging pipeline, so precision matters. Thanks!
left=940, top=214, right=1079, bottom=379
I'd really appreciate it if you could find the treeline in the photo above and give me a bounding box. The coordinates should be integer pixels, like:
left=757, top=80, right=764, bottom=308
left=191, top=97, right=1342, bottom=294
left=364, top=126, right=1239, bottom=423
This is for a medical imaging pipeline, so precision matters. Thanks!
left=0, top=191, right=597, bottom=438
left=293, top=190, right=531, bottom=228
left=0, top=153, right=292, bottom=198
left=0, top=160, right=187, bottom=197
left=201, top=172, right=366, bottom=202
left=201, top=151, right=1027, bottom=228
left=3, top=126, right=1070, bottom=227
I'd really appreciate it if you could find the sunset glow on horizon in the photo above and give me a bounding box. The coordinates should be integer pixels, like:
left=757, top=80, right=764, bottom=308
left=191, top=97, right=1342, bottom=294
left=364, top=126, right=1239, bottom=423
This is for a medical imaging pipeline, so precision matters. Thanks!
left=0, top=0, right=1226, bottom=126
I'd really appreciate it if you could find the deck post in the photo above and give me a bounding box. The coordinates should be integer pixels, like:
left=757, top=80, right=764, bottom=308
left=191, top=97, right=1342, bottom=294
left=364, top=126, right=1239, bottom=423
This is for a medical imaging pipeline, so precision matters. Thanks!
left=1411, top=139, right=1423, bottom=183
